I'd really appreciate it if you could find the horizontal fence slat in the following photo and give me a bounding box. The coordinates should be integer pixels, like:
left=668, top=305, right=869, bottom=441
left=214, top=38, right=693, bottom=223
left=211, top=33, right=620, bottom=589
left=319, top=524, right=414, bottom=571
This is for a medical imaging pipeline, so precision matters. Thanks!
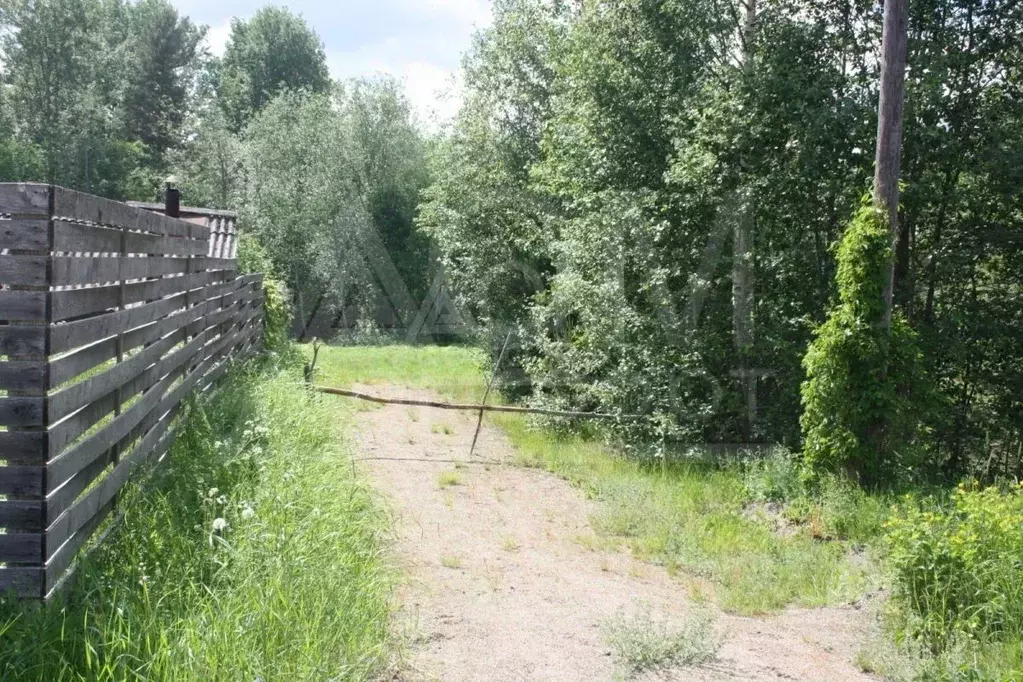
left=52, top=256, right=190, bottom=286
left=0, top=431, right=46, bottom=465
left=49, top=337, right=118, bottom=389
left=0, top=397, right=44, bottom=427
left=45, top=498, right=113, bottom=594
left=0, top=567, right=41, bottom=598
left=0, top=291, right=46, bottom=322
left=0, top=184, right=50, bottom=216
left=50, top=298, right=214, bottom=387
left=47, top=409, right=176, bottom=545
left=53, top=188, right=209, bottom=240
left=0, top=360, right=46, bottom=391
left=48, top=391, right=118, bottom=459
left=49, top=329, right=186, bottom=423
left=0, top=532, right=42, bottom=564
left=0, top=465, right=43, bottom=497
left=49, top=292, right=186, bottom=355
left=0, top=325, right=45, bottom=358
left=0, top=219, right=49, bottom=251
left=53, top=221, right=208, bottom=256
left=49, top=274, right=249, bottom=355
left=0, top=255, right=47, bottom=286
left=47, top=328, right=211, bottom=488
left=0, top=500, right=43, bottom=531
left=196, top=257, right=237, bottom=272
left=51, top=270, right=231, bottom=322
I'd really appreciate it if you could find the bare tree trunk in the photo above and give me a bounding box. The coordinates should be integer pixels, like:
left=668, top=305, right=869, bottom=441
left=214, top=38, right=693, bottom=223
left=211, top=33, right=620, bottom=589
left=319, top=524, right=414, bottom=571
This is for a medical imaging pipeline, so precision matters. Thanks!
left=732, top=0, right=758, bottom=437
left=874, top=0, right=910, bottom=330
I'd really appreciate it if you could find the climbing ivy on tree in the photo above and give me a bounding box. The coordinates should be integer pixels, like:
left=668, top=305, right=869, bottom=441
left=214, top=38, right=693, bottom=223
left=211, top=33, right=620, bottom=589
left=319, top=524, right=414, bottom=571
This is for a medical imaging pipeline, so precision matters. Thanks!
left=800, top=202, right=929, bottom=486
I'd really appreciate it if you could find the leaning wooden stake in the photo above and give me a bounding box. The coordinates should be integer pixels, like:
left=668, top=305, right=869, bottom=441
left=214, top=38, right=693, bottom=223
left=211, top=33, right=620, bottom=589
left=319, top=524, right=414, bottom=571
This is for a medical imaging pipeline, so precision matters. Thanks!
left=469, top=331, right=513, bottom=459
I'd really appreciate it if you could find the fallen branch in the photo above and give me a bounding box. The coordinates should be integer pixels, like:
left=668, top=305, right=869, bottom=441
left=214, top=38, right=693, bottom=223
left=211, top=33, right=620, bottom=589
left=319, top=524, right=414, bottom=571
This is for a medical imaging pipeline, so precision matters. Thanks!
left=313, top=385, right=644, bottom=421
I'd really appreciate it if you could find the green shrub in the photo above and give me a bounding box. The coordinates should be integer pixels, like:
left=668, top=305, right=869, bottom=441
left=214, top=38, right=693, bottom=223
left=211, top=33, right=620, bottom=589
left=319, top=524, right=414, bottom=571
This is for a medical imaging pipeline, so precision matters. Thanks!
left=237, top=231, right=293, bottom=354
left=743, top=447, right=804, bottom=503
left=815, top=474, right=889, bottom=544
left=261, top=275, right=293, bottom=353
left=800, top=202, right=929, bottom=486
left=885, top=483, right=1023, bottom=652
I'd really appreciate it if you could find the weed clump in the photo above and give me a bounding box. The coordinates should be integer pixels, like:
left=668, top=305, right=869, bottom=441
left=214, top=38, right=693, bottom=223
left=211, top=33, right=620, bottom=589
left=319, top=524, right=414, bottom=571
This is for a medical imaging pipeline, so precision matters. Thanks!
left=601, top=604, right=718, bottom=675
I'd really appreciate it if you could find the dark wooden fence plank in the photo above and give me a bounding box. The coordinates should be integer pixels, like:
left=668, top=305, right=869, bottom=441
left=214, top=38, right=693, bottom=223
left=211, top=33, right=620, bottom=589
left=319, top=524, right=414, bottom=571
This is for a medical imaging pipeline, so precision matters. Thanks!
left=0, top=466, right=43, bottom=497
left=47, top=409, right=175, bottom=548
left=48, top=391, right=119, bottom=458
left=53, top=221, right=208, bottom=257
left=0, top=533, right=42, bottom=564
left=53, top=188, right=210, bottom=241
left=49, top=292, right=187, bottom=354
left=49, top=275, right=250, bottom=355
left=49, top=329, right=186, bottom=423
left=44, top=497, right=113, bottom=593
left=50, top=302, right=206, bottom=387
left=0, top=325, right=45, bottom=358
left=0, top=397, right=44, bottom=427
left=0, top=432, right=46, bottom=465
left=0, top=500, right=43, bottom=531
left=0, top=184, right=50, bottom=216
left=51, top=271, right=230, bottom=322
left=0, top=291, right=46, bottom=322
left=0, top=567, right=42, bottom=598
left=0, top=256, right=47, bottom=286
left=0, top=219, right=48, bottom=251
left=47, top=328, right=211, bottom=489
left=52, top=256, right=190, bottom=286
left=0, top=361, right=46, bottom=391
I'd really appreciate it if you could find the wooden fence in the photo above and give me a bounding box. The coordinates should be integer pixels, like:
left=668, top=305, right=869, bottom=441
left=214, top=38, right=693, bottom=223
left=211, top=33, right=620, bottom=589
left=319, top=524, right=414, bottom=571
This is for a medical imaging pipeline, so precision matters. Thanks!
left=0, top=183, right=264, bottom=599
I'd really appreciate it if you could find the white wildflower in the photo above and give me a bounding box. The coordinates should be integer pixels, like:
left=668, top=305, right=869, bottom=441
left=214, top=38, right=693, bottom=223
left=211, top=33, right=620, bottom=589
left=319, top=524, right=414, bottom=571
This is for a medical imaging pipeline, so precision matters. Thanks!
left=212, top=517, right=229, bottom=532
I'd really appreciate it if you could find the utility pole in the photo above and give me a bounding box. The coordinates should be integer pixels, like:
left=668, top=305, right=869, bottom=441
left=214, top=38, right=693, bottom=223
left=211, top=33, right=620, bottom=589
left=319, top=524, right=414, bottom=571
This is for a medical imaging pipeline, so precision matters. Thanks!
left=874, top=0, right=910, bottom=331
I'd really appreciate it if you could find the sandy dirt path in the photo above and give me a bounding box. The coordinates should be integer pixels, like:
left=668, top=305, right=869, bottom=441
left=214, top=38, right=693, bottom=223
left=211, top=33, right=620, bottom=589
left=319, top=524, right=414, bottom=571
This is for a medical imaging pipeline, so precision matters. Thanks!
left=350, top=385, right=876, bottom=682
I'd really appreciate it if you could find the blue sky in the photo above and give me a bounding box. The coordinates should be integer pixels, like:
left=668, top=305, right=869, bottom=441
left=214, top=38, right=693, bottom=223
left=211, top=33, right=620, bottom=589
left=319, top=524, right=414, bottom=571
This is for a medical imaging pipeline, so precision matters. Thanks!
left=170, top=1, right=493, bottom=128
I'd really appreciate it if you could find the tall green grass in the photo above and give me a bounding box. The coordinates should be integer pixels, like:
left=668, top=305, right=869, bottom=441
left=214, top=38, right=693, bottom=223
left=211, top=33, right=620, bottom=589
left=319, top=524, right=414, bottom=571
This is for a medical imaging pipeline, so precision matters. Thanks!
left=0, top=362, right=394, bottom=681
left=309, top=343, right=876, bottom=615
left=306, top=343, right=487, bottom=403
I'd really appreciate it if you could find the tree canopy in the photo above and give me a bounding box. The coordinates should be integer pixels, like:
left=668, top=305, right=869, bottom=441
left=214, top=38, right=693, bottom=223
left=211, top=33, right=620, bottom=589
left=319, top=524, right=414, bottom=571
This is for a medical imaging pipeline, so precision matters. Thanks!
left=420, top=0, right=1023, bottom=481
left=218, top=6, right=331, bottom=131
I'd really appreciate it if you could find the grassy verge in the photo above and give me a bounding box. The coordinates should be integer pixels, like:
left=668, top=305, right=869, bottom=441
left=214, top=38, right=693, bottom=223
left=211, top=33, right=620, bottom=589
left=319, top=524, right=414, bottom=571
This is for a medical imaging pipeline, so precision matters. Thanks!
left=308, top=343, right=880, bottom=615
left=0, top=361, right=394, bottom=681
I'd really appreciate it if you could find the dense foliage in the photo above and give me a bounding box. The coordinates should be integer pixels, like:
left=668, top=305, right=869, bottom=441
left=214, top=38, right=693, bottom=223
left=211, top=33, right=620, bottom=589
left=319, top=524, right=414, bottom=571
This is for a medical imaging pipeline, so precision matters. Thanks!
left=0, top=0, right=432, bottom=335
left=886, top=484, right=1023, bottom=657
left=420, top=0, right=1023, bottom=481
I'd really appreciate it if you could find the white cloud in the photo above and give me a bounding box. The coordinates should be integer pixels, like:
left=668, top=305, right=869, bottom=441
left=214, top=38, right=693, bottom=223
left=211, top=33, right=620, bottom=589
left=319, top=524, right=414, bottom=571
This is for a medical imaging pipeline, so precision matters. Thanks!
left=408, top=0, right=491, bottom=27
left=178, top=0, right=493, bottom=131
left=204, top=20, right=232, bottom=58
left=403, top=61, right=463, bottom=129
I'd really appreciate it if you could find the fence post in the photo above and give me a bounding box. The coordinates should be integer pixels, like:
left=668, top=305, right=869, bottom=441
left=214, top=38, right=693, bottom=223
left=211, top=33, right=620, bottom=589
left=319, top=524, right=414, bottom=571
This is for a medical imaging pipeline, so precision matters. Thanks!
left=0, top=183, right=52, bottom=599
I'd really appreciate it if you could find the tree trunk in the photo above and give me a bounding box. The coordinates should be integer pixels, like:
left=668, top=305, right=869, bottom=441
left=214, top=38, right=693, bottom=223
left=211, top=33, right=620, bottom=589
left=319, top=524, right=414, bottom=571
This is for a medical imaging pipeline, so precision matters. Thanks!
left=874, top=0, right=910, bottom=330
